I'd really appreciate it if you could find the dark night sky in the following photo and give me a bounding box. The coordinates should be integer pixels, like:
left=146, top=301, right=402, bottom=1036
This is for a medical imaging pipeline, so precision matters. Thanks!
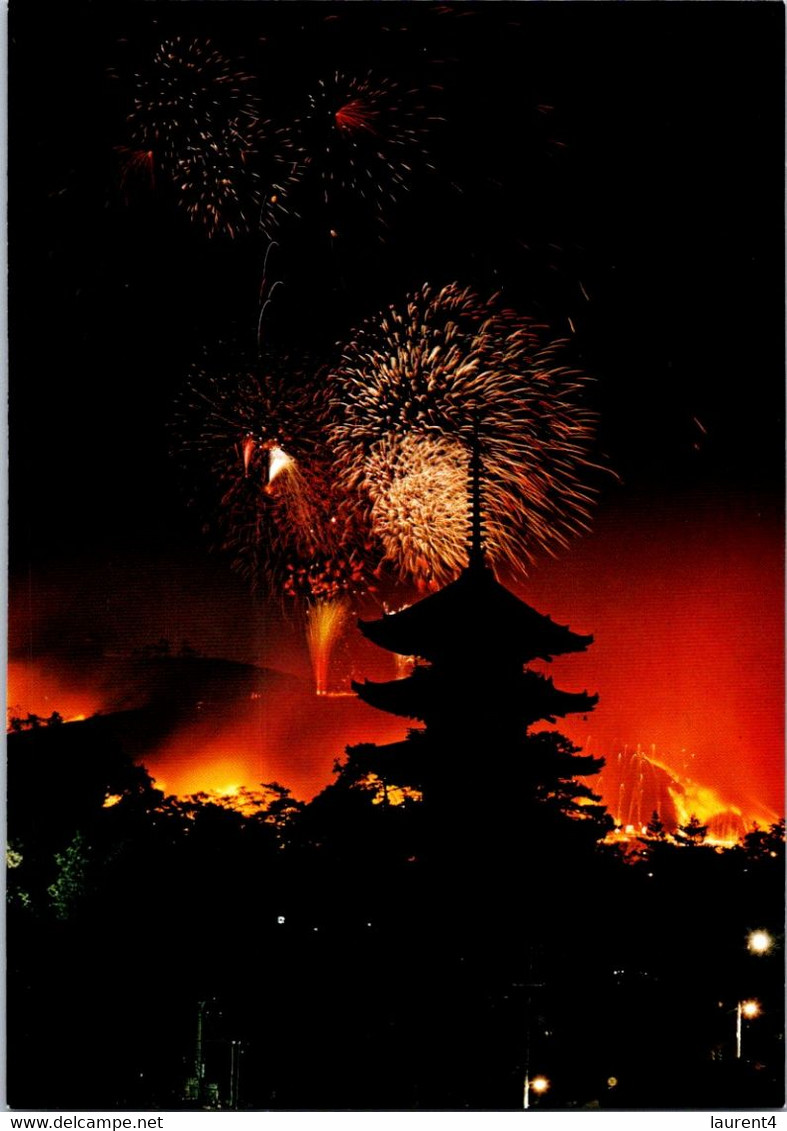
left=8, top=2, right=785, bottom=808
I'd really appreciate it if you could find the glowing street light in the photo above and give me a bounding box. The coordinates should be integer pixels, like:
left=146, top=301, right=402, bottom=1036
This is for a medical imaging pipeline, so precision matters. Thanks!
left=747, top=930, right=774, bottom=955
left=523, top=1072, right=550, bottom=1109
left=736, top=999, right=761, bottom=1059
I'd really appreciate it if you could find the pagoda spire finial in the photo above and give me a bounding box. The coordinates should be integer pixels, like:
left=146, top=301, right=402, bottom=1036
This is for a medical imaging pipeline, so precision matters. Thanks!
left=467, top=417, right=487, bottom=571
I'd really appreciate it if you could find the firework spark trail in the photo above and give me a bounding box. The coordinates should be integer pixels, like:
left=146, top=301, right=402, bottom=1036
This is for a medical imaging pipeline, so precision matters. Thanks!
left=306, top=599, right=351, bottom=695
left=172, top=121, right=261, bottom=239
left=255, top=238, right=286, bottom=347
left=257, top=279, right=285, bottom=347
left=255, top=125, right=307, bottom=236
left=258, top=239, right=281, bottom=305
left=329, top=282, right=605, bottom=584
left=590, top=745, right=766, bottom=845
left=116, top=145, right=156, bottom=198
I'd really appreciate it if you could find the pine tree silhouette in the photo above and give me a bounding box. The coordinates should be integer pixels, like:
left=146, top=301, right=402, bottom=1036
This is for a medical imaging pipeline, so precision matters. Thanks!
left=646, top=810, right=667, bottom=839
left=675, top=814, right=709, bottom=846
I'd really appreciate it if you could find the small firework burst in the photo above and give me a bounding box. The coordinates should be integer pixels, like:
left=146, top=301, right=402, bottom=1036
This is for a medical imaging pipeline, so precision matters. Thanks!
left=125, top=37, right=264, bottom=237
left=330, top=282, right=603, bottom=581
left=173, top=353, right=370, bottom=603
left=129, top=38, right=258, bottom=160
left=287, top=70, right=437, bottom=232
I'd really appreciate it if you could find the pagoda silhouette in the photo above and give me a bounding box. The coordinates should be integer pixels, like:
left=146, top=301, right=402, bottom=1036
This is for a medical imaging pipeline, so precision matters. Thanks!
left=346, top=443, right=610, bottom=866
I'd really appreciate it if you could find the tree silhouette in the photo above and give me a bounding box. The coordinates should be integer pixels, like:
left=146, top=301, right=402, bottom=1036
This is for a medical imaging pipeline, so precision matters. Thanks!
left=675, top=814, right=709, bottom=846
left=743, top=819, right=785, bottom=861
left=646, top=810, right=667, bottom=839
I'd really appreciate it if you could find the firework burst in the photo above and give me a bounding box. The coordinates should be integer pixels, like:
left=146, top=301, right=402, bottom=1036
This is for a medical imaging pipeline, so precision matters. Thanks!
left=173, top=354, right=369, bottom=603
left=286, top=70, right=437, bottom=233
left=361, top=432, right=524, bottom=589
left=125, top=37, right=264, bottom=237
left=329, top=282, right=603, bottom=582
left=361, top=433, right=470, bottom=588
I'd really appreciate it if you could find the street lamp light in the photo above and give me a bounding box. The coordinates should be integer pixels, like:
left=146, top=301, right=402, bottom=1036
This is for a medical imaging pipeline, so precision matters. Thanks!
left=524, top=1072, right=550, bottom=1109
left=229, top=1040, right=244, bottom=1110
left=736, top=999, right=761, bottom=1059
left=747, top=930, right=774, bottom=956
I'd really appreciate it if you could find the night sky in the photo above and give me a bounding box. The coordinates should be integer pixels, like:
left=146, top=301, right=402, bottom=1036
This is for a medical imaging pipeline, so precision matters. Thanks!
left=8, top=2, right=785, bottom=814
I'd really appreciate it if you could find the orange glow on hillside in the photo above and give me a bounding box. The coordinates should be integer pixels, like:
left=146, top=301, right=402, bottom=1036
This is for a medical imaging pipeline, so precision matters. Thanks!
left=143, top=684, right=411, bottom=802
left=151, top=753, right=249, bottom=800
left=7, top=659, right=105, bottom=727
left=7, top=489, right=783, bottom=823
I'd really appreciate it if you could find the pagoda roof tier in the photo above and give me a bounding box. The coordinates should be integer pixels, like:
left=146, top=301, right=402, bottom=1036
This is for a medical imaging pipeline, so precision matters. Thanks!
left=353, top=668, right=598, bottom=724
left=358, top=562, right=593, bottom=663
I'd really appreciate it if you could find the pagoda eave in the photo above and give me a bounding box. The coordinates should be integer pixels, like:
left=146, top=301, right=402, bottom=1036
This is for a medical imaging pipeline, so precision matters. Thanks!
left=357, top=616, right=593, bottom=665
left=351, top=679, right=424, bottom=721
left=354, top=673, right=598, bottom=724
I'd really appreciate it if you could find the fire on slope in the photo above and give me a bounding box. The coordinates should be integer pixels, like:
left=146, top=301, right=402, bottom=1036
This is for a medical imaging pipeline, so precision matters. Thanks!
left=7, top=657, right=781, bottom=834
left=586, top=743, right=779, bottom=846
